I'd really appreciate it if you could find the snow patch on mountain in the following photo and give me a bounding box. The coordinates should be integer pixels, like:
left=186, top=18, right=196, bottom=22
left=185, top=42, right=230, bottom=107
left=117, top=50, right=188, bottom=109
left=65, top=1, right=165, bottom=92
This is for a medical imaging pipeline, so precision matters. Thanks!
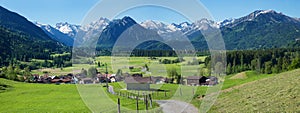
left=55, top=22, right=80, bottom=38
left=255, top=9, right=275, bottom=17
left=34, top=22, right=74, bottom=46
left=140, top=20, right=176, bottom=34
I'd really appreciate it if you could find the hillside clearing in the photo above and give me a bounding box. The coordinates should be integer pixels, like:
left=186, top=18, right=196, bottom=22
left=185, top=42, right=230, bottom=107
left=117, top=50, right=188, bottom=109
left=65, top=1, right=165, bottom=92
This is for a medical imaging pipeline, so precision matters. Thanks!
left=229, top=72, right=247, bottom=79
left=209, top=69, right=300, bottom=112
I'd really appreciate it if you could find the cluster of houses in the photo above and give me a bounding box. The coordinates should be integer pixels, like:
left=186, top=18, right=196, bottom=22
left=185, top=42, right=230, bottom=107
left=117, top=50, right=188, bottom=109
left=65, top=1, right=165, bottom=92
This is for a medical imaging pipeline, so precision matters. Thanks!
left=124, top=74, right=218, bottom=90
left=29, top=73, right=121, bottom=84
left=78, top=73, right=123, bottom=84
left=31, top=71, right=218, bottom=90
left=30, top=74, right=76, bottom=84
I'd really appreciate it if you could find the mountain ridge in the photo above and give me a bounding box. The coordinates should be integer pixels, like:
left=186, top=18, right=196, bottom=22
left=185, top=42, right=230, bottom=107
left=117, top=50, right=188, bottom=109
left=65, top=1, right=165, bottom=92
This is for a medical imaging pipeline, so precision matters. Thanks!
left=34, top=9, right=300, bottom=50
left=2, top=5, right=299, bottom=50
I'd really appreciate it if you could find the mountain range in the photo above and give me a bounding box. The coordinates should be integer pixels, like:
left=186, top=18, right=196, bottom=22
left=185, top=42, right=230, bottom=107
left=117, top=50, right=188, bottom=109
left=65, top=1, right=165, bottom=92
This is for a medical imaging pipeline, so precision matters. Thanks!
left=35, top=9, right=300, bottom=50
left=1, top=5, right=300, bottom=52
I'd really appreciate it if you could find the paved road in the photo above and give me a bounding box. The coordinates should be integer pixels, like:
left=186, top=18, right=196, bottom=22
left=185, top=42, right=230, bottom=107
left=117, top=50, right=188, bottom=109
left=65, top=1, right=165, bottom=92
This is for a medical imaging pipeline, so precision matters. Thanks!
left=156, top=100, right=199, bottom=113
left=108, top=85, right=115, bottom=94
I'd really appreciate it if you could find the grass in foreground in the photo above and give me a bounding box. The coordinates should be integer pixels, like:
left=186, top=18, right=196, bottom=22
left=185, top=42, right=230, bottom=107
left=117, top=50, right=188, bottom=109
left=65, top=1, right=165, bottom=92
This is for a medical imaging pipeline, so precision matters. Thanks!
left=0, top=78, right=90, bottom=113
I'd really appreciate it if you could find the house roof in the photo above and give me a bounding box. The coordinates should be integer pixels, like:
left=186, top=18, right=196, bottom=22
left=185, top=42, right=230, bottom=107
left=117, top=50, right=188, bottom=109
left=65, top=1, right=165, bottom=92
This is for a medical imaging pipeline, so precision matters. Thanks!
left=207, top=76, right=218, bottom=80
left=99, top=74, right=116, bottom=78
left=187, top=76, right=204, bottom=80
left=81, top=78, right=93, bottom=81
left=124, top=77, right=151, bottom=84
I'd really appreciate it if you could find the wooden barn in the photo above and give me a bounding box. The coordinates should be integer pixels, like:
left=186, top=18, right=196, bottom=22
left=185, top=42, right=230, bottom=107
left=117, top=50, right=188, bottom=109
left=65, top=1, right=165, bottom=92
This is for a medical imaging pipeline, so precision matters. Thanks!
left=124, top=76, right=151, bottom=90
left=186, top=76, right=218, bottom=86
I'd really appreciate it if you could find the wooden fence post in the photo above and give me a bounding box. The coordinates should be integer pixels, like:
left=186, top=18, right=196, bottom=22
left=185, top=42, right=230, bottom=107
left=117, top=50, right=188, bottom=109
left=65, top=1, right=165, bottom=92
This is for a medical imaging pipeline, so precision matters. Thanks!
left=136, top=95, right=139, bottom=113
left=180, top=87, right=182, bottom=96
left=145, top=94, right=148, bottom=111
left=145, top=94, right=147, bottom=104
left=149, top=94, right=152, bottom=108
left=117, top=98, right=121, bottom=113
left=192, top=87, right=194, bottom=95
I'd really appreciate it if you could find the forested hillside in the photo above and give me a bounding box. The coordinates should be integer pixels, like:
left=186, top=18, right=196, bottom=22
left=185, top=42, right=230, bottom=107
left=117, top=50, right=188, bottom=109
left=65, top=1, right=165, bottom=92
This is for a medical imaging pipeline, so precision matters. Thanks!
left=0, top=6, right=68, bottom=67
left=205, top=48, right=300, bottom=75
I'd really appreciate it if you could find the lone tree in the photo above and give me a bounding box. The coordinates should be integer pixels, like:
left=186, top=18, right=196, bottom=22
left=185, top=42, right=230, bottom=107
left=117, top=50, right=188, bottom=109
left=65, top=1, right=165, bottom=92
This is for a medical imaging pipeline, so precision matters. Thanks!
left=167, top=67, right=181, bottom=84
left=80, top=68, right=87, bottom=77
left=116, top=69, right=122, bottom=76
left=6, top=64, right=17, bottom=80
left=144, top=64, right=149, bottom=71
left=87, top=67, right=97, bottom=78
left=214, top=62, right=224, bottom=76
left=97, top=61, right=101, bottom=67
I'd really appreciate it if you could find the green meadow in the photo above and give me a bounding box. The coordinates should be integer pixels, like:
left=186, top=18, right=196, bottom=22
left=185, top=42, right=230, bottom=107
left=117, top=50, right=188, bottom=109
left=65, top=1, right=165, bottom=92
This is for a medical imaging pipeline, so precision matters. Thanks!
left=1, top=56, right=299, bottom=112
left=32, top=56, right=207, bottom=77
left=0, top=78, right=89, bottom=112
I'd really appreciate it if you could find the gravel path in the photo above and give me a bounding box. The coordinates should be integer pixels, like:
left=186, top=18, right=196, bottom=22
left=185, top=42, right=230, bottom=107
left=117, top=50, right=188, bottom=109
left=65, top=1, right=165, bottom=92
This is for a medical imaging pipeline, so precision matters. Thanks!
left=156, top=100, right=199, bottom=113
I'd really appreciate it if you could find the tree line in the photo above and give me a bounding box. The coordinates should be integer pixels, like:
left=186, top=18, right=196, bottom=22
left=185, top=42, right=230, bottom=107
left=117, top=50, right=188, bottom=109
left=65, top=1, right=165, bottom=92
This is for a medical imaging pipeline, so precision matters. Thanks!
left=205, top=48, right=300, bottom=75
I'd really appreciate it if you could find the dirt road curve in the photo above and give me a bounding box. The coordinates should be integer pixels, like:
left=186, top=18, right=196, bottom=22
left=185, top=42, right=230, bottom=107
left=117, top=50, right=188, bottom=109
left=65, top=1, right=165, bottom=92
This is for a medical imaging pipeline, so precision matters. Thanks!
left=156, top=100, right=199, bottom=113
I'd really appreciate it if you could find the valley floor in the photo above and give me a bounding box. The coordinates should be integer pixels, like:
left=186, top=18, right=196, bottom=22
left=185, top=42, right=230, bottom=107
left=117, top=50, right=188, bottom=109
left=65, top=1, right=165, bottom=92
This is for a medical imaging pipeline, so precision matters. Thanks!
left=0, top=69, right=299, bottom=112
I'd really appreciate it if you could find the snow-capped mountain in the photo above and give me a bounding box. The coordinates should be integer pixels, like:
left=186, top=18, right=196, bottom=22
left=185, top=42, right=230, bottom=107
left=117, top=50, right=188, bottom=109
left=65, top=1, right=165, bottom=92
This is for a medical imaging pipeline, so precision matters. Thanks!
left=140, top=20, right=176, bottom=34
left=33, top=9, right=300, bottom=49
left=81, top=17, right=109, bottom=32
left=141, top=20, right=194, bottom=35
left=221, top=9, right=300, bottom=49
left=48, top=16, right=220, bottom=46
left=80, top=17, right=110, bottom=41
left=34, top=22, right=74, bottom=46
left=218, top=18, right=235, bottom=27
left=96, top=16, right=138, bottom=48
left=140, top=18, right=219, bottom=40
left=220, top=9, right=300, bottom=28
left=169, top=22, right=192, bottom=32
left=55, top=22, right=80, bottom=38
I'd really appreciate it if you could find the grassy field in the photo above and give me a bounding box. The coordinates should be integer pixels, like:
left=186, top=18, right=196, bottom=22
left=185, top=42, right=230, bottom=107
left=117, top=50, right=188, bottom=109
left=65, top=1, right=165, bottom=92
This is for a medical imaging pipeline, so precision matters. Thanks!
left=0, top=78, right=90, bottom=112
left=0, top=68, right=299, bottom=112
left=31, top=64, right=94, bottom=75
left=0, top=78, right=164, bottom=113
left=3, top=55, right=300, bottom=112
left=32, top=56, right=207, bottom=77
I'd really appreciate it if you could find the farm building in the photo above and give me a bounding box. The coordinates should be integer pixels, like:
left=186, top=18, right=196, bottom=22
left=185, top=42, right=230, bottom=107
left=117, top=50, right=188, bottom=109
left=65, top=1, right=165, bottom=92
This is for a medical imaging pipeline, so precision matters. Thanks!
left=150, top=76, right=165, bottom=84
left=186, top=76, right=219, bottom=86
left=205, top=76, right=219, bottom=86
left=79, top=78, right=94, bottom=84
left=124, top=76, right=151, bottom=90
left=124, top=76, right=166, bottom=90
left=186, top=76, right=208, bottom=86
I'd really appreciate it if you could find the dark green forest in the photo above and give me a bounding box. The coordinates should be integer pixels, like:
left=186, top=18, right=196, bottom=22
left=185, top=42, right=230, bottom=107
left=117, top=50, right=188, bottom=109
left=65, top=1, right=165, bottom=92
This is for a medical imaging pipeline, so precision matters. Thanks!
left=0, top=26, right=71, bottom=69
left=205, top=47, right=300, bottom=75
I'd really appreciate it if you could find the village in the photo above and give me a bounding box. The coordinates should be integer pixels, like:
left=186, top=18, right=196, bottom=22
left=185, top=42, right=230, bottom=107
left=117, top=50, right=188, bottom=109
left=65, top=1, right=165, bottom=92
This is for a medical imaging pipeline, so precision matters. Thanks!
left=28, top=67, right=219, bottom=89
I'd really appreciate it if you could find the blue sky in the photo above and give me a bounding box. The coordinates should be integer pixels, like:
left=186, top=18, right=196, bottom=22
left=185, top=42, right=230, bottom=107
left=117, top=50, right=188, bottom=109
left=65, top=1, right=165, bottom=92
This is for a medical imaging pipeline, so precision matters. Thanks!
left=1, top=0, right=299, bottom=26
